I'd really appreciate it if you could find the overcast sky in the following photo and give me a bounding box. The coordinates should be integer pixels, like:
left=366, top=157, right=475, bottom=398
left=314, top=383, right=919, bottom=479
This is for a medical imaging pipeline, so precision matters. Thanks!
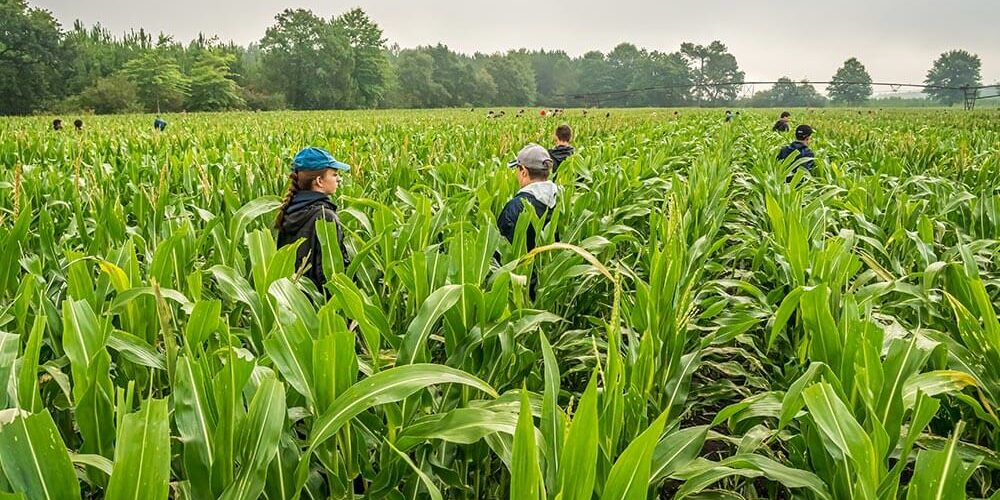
left=34, top=0, right=1000, bottom=94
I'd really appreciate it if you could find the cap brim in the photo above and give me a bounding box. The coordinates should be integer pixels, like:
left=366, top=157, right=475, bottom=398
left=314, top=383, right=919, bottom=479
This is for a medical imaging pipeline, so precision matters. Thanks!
left=331, top=160, right=351, bottom=172
left=506, top=159, right=519, bottom=168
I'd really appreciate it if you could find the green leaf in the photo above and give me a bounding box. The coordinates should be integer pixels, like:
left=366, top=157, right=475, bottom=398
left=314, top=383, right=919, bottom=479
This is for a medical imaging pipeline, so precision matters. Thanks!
left=386, top=441, right=444, bottom=500
left=0, top=410, right=81, bottom=500
left=906, top=421, right=977, bottom=500
left=293, top=364, right=497, bottom=497
left=105, top=399, right=171, bottom=500
left=539, top=331, right=564, bottom=491
left=397, top=284, right=464, bottom=365
left=600, top=410, right=668, bottom=500
left=394, top=408, right=518, bottom=452
left=511, top=388, right=542, bottom=500
left=801, top=383, right=878, bottom=491
left=651, top=426, right=709, bottom=483
left=15, top=316, right=45, bottom=412
left=560, top=374, right=599, bottom=500
left=220, top=375, right=286, bottom=500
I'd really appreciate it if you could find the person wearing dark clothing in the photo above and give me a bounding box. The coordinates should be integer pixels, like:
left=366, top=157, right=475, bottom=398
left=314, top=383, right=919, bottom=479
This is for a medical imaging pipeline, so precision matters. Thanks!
left=772, top=111, right=791, bottom=132
left=498, top=144, right=559, bottom=253
left=74, top=119, right=84, bottom=131
left=52, top=119, right=63, bottom=131
left=275, top=147, right=351, bottom=292
left=725, top=110, right=734, bottom=122
left=777, top=125, right=816, bottom=179
left=153, top=117, right=167, bottom=131
left=548, top=123, right=575, bottom=176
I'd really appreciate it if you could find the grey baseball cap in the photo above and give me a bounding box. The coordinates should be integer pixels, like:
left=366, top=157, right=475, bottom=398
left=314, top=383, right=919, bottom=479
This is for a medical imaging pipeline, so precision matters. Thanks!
left=507, top=143, right=553, bottom=171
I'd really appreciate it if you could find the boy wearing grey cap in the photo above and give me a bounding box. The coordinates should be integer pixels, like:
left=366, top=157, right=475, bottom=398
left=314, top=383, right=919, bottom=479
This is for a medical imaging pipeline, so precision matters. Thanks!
left=497, top=143, right=559, bottom=253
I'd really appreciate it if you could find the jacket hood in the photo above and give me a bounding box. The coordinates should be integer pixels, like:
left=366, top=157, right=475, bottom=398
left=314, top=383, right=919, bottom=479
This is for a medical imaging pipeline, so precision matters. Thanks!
left=281, top=191, right=334, bottom=233
left=519, top=181, right=559, bottom=208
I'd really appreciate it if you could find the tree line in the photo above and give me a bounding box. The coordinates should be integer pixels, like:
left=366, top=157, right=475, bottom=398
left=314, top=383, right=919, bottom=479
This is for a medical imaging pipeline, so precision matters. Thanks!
left=0, top=0, right=990, bottom=115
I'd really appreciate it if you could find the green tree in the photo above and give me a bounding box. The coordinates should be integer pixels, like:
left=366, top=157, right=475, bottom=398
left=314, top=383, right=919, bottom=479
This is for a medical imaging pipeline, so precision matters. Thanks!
left=575, top=51, right=615, bottom=105
left=0, top=0, right=69, bottom=114
left=334, top=8, right=390, bottom=107
left=393, top=49, right=449, bottom=107
left=483, top=53, right=536, bottom=106
left=629, top=51, right=693, bottom=107
left=187, top=51, right=245, bottom=110
left=828, top=57, right=872, bottom=105
left=78, top=74, right=142, bottom=114
left=528, top=50, right=576, bottom=107
left=259, top=9, right=355, bottom=109
left=680, top=41, right=745, bottom=104
left=121, top=49, right=191, bottom=112
left=748, top=77, right=827, bottom=107
left=924, top=50, right=982, bottom=106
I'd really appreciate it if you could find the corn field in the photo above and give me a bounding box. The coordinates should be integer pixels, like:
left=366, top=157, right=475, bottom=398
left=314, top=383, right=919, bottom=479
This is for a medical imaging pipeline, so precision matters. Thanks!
left=1, top=108, right=999, bottom=499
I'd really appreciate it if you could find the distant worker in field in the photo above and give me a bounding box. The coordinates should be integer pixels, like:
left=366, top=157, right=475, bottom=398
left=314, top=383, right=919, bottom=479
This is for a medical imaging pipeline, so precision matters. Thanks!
left=52, top=119, right=63, bottom=131
left=725, top=110, right=734, bottom=122
left=548, top=123, right=575, bottom=176
left=772, top=111, right=791, bottom=132
left=777, top=124, right=816, bottom=178
left=74, top=119, right=84, bottom=131
left=153, top=117, right=167, bottom=131
left=275, top=147, right=352, bottom=291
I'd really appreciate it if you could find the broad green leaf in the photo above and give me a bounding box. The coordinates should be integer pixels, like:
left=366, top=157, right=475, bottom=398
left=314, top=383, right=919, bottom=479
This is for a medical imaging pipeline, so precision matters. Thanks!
left=220, top=375, right=286, bottom=500
left=600, top=410, right=668, bottom=500
left=106, top=399, right=170, bottom=500
left=511, top=388, right=542, bottom=500
left=0, top=410, right=80, bottom=500
left=560, top=374, right=599, bottom=500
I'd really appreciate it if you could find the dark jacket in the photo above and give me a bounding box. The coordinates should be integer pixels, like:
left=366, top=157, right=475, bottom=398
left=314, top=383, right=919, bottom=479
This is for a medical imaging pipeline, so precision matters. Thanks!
left=276, top=191, right=350, bottom=290
left=548, top=145, right=575, bottom=176
left=497, top=181, right=558, bottom=253
left=772, top=120, right=790, bottom=132
left=777, top=141, right=815, bottom=172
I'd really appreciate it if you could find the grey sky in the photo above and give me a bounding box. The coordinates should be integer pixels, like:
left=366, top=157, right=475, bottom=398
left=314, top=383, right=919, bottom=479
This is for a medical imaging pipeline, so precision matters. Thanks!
left=34, top=0, right=1000, bottom=94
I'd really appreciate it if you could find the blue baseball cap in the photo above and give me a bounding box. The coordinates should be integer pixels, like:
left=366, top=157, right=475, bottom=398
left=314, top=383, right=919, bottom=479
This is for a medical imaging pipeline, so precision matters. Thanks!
left=292, top=147, right=350, bottom=172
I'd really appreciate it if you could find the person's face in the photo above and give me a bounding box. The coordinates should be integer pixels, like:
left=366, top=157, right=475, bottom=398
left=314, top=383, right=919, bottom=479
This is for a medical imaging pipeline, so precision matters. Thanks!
left=516, top=165, right=531, bottom=188
left=781, top=116, right=790, bottom=123
left=314, top=168, right=341, bottom=195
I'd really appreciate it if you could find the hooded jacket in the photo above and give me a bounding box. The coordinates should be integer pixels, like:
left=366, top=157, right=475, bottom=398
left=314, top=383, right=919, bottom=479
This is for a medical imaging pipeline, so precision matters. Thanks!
left=497, top=181, right=558, bottom=252
left=547, top=145, right=575, bottom=175
left=276, top=190, right=350, bottom=290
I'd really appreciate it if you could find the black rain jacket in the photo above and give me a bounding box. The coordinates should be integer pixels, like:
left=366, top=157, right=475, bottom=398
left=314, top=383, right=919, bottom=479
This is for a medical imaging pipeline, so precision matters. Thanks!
left=276, top=191, right=350, bottom=290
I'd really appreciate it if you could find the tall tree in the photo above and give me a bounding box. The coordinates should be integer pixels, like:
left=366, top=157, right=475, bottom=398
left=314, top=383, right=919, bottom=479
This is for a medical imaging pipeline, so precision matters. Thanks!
left=259, top=9, right=355, bottom=109
left=629, top=51, right=693, bottom=107
left=333, top=8, right=390, bottom=107
left=924, top=50, right=982, bottom=106
left=187, top=51, right=245, bottom=110
left=528, top=50, right=576, bottom=107
left=828, top=57, right=872, bottom=105
left=680, top=41, right=744, bottom=104
left=0, top=0, right=69, bottom=114
left=121, top=48, right=190, bottom=112
left=748, top=77, right=827, bottom=107
left=483, top=52, right=536, bottom=106
left=393, top=49, right=449, bottom=107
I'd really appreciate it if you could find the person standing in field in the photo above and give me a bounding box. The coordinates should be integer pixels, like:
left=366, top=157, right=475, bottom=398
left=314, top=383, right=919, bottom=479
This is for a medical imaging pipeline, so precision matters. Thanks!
left=52, top=119, right=63, bottom=131
left=772, top=111, right=791, bottom=132
left=74, top=119, right=84, bottom=131
left=777, top=124, right=816, bottom=178
left=275, top=147, right=351, bottom=291
left=548, top=123, right=575, bottom=176
left=498, top=144, right=559, bottom=299
left=153, top=117, right=167, bottom=131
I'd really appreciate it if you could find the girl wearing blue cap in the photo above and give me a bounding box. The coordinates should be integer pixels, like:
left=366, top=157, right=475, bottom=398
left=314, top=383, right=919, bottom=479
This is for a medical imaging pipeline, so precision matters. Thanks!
left=275, top=147, right=351, bottom=291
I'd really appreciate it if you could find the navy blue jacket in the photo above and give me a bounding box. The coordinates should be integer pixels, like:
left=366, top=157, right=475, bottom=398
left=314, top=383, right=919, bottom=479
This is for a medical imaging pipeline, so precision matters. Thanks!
left=497, top=192, right=553, bottom=252
left=276, top=191, right=350, bottom=290
left=777, top=141, right=815, bottom=172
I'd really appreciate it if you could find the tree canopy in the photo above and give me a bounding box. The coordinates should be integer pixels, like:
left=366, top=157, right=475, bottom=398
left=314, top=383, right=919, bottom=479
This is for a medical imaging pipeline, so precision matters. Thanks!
left=0, top=1, right=991, bottom=115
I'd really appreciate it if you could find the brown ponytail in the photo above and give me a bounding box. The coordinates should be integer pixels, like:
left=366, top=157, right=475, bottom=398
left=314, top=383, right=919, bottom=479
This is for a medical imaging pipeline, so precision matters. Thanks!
left=274, top=170, right=325, bottom=229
